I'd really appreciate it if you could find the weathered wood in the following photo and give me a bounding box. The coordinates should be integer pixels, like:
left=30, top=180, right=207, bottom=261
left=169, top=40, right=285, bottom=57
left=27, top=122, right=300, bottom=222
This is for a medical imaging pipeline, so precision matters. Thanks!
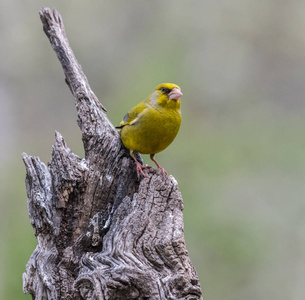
left=22, top=7, right=203, bottom=300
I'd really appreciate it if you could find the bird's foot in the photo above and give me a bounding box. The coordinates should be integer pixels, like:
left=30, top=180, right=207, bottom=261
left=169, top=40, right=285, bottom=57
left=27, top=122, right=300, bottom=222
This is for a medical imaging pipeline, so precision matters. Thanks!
left=150, top=154, right=167, bottom=176
left=141, top=164, right=167, bottom=175
left=157, top=165, right=167, bottom=176
left=131, top=154, right=149, bottom=180
left=136, top=163, right=149, bottom=180
left=140, top=164, right=168, bottom=177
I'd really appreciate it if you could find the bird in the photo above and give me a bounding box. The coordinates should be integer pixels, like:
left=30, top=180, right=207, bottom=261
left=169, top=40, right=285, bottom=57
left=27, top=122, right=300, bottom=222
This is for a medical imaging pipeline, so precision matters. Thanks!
left=116, top=83, right=182, bottom=179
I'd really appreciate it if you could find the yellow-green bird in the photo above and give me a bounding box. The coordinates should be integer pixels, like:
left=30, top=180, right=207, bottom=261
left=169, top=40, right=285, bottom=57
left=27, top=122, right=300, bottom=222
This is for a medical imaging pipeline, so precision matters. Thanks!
left=116, top=83, right=183, bottom=179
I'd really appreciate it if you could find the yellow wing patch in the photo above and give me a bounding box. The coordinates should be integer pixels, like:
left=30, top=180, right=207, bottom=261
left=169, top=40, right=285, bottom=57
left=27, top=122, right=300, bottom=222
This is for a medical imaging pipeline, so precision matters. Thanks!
left=118, top=100, right=148, bottom=127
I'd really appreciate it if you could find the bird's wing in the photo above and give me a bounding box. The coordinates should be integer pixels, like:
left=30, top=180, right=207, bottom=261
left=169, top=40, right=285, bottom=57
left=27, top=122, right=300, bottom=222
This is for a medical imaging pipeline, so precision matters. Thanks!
left=116, top=100, right=148, bottom=129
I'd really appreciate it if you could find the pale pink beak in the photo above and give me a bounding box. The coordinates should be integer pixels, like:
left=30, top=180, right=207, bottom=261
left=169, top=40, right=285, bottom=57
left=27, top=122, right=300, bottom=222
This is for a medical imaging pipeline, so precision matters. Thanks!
left=169, top=88, right=183, bottom=100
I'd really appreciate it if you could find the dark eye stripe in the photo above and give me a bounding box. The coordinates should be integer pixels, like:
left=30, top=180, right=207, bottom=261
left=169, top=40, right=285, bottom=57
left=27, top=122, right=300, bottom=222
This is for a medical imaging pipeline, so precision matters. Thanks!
left=161, top=87, right=171, bottom=94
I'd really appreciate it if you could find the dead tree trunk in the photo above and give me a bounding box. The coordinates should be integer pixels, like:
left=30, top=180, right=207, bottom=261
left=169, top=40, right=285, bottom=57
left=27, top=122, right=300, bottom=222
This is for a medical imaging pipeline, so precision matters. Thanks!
left=22, top=7, right=203, bottom=300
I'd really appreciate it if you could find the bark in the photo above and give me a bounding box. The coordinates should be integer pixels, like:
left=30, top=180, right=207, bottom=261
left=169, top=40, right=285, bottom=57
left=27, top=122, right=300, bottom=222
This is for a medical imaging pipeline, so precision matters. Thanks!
left=22, top=7, right=203, bottom=300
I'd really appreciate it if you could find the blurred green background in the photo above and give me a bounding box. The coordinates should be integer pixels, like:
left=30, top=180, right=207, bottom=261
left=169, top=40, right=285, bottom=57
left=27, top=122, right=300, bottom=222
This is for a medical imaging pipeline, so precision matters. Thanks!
left=1, top=1, right=305, bottom=299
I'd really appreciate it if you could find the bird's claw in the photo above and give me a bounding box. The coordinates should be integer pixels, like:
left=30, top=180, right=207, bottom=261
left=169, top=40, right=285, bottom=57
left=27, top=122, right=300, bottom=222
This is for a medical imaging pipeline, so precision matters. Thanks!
left=150, top=154, right=167, bottom=176
left=157, top=166, right=167, bottom=176
left=132, top=154, right=168, bottom=180
left=142, top=164, right=167, bottom=176
left=136, top=164, right=149, bottom=180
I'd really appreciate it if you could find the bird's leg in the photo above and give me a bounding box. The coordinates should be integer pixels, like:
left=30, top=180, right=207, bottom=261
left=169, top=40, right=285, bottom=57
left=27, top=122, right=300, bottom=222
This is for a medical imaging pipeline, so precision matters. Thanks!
left=131, top=151, right=149, bottom=179
left=150, top=154, right=167, bottom=175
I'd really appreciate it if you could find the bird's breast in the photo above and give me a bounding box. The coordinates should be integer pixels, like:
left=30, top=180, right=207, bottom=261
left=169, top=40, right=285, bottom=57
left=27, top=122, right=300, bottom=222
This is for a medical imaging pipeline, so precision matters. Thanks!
left=120, top=107, right=181, bottom=154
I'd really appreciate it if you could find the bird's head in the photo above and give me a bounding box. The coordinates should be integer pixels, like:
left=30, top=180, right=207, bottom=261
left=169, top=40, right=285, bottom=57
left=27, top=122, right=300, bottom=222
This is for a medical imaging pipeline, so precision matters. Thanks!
left=150, top=83, right=182, bottom=110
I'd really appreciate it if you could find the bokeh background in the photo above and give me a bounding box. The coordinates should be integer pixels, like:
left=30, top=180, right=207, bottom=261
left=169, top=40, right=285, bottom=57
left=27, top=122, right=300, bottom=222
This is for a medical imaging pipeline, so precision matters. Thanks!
left=1, top=1, right=305, bottom=299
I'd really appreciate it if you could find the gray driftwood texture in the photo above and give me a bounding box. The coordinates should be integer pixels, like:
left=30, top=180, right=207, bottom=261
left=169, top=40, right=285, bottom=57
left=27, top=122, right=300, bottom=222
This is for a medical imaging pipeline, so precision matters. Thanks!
left=22, top=7, right=203, bottom=300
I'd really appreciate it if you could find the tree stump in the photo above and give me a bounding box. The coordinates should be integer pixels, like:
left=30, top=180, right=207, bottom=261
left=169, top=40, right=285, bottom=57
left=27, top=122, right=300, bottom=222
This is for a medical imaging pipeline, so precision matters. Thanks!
left=22, top=7, right=203, bottom=300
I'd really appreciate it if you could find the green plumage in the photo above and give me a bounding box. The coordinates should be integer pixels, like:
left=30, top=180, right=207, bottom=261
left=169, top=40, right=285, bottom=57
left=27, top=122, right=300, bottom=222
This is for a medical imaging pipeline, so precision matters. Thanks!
left=117, top=83, right=182, bottom=178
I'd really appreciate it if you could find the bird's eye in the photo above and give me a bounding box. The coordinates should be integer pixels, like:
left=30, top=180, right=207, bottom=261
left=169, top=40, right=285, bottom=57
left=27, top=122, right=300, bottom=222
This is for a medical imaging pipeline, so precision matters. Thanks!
left=161, top=87, right=168, bottom=93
